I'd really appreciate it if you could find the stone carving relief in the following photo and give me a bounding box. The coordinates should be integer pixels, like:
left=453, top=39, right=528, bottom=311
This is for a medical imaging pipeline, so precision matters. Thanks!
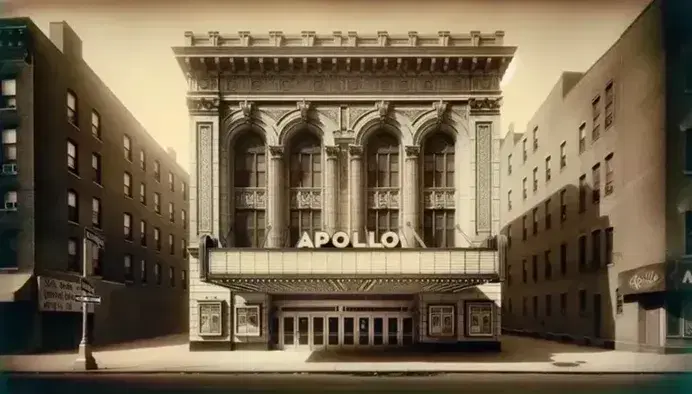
left=450, top=104, right=469, bottom=120
left=423, top=189, right=456, bottom=210
left=399, top=109, right=428, bottom=123
left=348, top=144, right=363, bottom=158
left=320, top=108, right=339, bottom=125
left=367, top=188, right=400, bottom=209
left=235, top=188, right=267, bottom=209
left=187, top=97, right=220, bottom=114
left=239, top=100, right=254, bottom=121
left=261, top=108, right=292, bottom=122
left=375, top=101, right=390, bottom=121
left=469, top=97, right=502, bottom=113
left=325, top=145, right=341, bottom=158
left=297, top=100, right=311, bottom=121
left=405, top=145, right=420, bottom=158
left=348, top=107, right=370, bottom=129
left=290, top=188, right=322, bottom=209
left=269, top=145, right=284, bottom=158
left=197, top=123, right=213, bottom=233
left=433, top=100, right=448, bottom=124
left=475, top=122, right=492, bottom=233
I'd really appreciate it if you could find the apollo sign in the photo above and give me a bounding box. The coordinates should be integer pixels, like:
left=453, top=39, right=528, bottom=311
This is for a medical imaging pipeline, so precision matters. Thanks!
left=296, top=231, right=400, bottom=249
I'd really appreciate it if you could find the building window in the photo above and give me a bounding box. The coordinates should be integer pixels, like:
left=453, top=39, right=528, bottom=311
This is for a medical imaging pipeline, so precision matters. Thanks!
left=578, top=235, right=587, bottom=271
left=124, top=254, right=133, bottom=281
left=140, top=260, right=147, bottom=283
left=605, top=153, right=614, bottom=195
left=422, top=132, right=455, bottom=248
left=579, top=290, right=587, bottom=315
left=182, top=238, right=188, bottom=258
left=544, top=250, right=552, bottom=279
left=507, top=154, right=512, bottom=175
left=521, top=215, right=527, bottom=241
left=592, top=95, right=601, bottom=142
left=560, top=142, right=567, bottom=169
left=532, top=126, right=538, bottom=151
left=68, top=238, right=79, bottom=272
left=139, top=150, right=146, bottom=171
left=366, top=132, right=400, bottom=243
left=522, top=178, right=527, bottom=199
left=592, top=163, right=601, bottom=203
left=578, top=123, right=586, bottom=154
left=154, top=192, right=161, bottom=214
left=545, top=156, right=551, bottom=182
left=560, top=293, right=567, bottom=316
left=154, top=262, right=161, bottom=284
left=666, top=298, right=692, bottom=338
left=67, top=140, right=78, bottom=173
left=90, top=243, right=102, bottom=276
left=532, top=207, right=538, bottom=235
left=578, top=174, right=586, bottom=213
left=560, top=242, right=567, bottom=275
left=507, top=190, right=512, bottom=211
left=2, top=128, right=17, bottom=164
left=140, top=220, right=147, bottom=246
left=67, top=190, right=78, bottom=223
left=140, top=183, right=146, bottom=205
left=168, top=202, right=175, bottom=222
left=545, top=294, right=552, bottom=317
left=168, top=234, right=175, bottom=255
left=428, top=305, right=455, bottom=337
left=123, top=135, right=132, bottom=162
left=531, top=255, right=538, bottom=282
left=91, top=153, right=101, bottom=184
left=591, top=230, right=602, bottom=267
left=91, top=110, right=101, bottom=139
left=153, top=160, right=161, bottom=182
left=605, top=227, right=614, bottom=265
left=233, top=131, right=267, bottom=247
left=522, top=259, right=527, bottom=283
left=544, top=199, right=552, bottom=230
left=124, top=213, right=132, bottom=240
left=154, top=227, right=161, bottom=251
left=199, top=302, right=223, bottom=336
left=532, top=167, right=538, bottom=192
left=169, top=266, right=175, bottom=287
left=522, top=139, right=527, bottom=162
left=3, top=191, right=18, bottom=211
left=91, top=197, right=101, bottom=228
left=168, top=172, right=175, bottom=192
left=182, top=182, right=187, bottom=200
left=181, top=209, right=187, bottom=229
left=235, top=305, right=261, bottom=336
left=532, top=296, right=538, bottom=318
left=124, top=172, right=132, bottom=197
left=1, top=79, right=17, bottom=109
left=560, top=189, right=567, bottom=223
left=522, top=297, right=527, bottom=316
left=67, top=90, right=78, bottom=126
left=605, top=81, right=614, bottom=129
left=181, top=270, right=187, bottom=290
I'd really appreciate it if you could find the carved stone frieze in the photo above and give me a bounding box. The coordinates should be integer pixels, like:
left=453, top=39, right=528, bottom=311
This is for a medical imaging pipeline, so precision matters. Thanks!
left=423, top=188, right=456, bottom=209
left=221, top=74, right=501, bottom=95
left=189, top=76, right=219, bottom=91
left=367, top=188, right=400, bottom=209
left=261, top=108, right=292, bottom=122
left=235, top=188, right=267, bottom=209
left=404, top=146, right=420, bottom=159
left=269, top=145, right=284, bottom=158
left=290, top=188, right=322, bottom=209
left=468, top=97, right=502, bottom=113
left=348, top=144, right=363, bottom=158
left=333, top=129, right=355, bottom=141
left=187, top=97, right=220, bottom=114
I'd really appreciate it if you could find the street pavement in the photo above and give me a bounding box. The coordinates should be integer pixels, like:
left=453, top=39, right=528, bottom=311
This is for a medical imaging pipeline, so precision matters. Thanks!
left=1, top=334, right=691, bottom=374
left=3, top=372, right=692, bottom=393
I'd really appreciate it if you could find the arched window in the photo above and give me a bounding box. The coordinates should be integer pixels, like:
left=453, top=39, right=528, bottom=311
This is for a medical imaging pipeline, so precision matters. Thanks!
left=288, top=131, right=322, bottom=246
left=422, top=132, right=455, bottom=247
left=233, top=132, right=266, bottom=247
left=366, top=132, right=400, bottom=241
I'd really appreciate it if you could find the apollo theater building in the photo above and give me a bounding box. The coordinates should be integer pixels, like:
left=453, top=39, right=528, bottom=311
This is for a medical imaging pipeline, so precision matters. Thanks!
left=173, top=30, right=515, bottom=351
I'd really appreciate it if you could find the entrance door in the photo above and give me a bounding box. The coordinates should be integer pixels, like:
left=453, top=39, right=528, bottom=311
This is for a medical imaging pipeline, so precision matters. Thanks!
left=297, top=316, right=310, bottom=347
left=373, top=317, right=384, bottom=345
left=402, top=317, right=413, bottom=345
left=358, top=316, right=370, bottom=345
left=327, top=316, right=340, bottom=346
left=283, top=316, right=295, bottom=347
left=387, top=317, right=399, bottom=345
left=312, top=316, right=325, bottom=348
left=343, top=316, right=355, bottom=345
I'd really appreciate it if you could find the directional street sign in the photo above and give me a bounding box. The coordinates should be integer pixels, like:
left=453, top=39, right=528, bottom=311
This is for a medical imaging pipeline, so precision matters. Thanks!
left=84, top=228, right=105, bottom=249
left=80, top=278, right=95, bottom=295
left=74, top=295, right=101, bottom=304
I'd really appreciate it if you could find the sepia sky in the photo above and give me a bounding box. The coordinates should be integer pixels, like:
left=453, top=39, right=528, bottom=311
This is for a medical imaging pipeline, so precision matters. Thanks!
left=7, top=0, right=651, bottom=172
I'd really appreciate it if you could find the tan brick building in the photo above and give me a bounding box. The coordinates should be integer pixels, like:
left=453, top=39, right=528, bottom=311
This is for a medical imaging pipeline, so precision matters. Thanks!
left=174, top=30, right=514, bottom=351
left=500, top=0, right=692, bottom=353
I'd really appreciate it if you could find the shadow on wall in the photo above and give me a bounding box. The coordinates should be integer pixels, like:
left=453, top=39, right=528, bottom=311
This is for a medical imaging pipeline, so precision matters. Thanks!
left=499, top=182, right=615, bottom=346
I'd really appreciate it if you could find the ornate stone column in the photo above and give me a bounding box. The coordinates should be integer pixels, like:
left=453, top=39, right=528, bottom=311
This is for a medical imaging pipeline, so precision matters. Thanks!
left=267, top=146, right=284, bottom=247
left=403, top=146, right=420, bottom=247
left=324, top=146, right=339, bottom=234
left=348, top=145, right=363, bottom=235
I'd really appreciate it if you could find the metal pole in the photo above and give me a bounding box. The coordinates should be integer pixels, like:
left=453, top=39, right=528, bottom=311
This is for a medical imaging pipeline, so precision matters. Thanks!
left=73, top=237, right=98, bottom=371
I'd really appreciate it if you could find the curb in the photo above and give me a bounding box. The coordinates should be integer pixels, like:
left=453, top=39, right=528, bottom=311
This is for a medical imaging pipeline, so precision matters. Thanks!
left=4, top=370, right=692, bottom=376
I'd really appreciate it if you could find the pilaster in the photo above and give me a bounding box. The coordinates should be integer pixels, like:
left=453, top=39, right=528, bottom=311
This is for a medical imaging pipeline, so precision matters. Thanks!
left=268, top=146, right=284, bottom=247
left=324, top=146, right=340, bottom=234
left=348, top=145, right=363, bottom=234
left=189, top=101, right=220, bottom=241
left=403, top=146, right=420, bottom=247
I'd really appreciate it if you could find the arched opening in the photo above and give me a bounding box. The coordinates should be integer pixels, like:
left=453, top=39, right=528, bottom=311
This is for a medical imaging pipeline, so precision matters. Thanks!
left=287, top=130, right=322, bottom=247
left=365, top=130, right=400, bottom=243
left=232, top=131, right=266, bottom=247
left=421, top=131, right=456, bottom=247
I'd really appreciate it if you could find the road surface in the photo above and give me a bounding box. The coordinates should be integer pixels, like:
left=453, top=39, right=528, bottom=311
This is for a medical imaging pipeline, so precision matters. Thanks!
left=3, top=373, right=692, bottom=393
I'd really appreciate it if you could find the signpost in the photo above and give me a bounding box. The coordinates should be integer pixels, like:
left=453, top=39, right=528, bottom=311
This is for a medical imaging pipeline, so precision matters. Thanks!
left=73, top=227, right=104, bottom=371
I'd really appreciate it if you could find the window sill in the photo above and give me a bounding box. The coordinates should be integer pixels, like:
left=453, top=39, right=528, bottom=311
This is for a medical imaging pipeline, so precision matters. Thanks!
left=68, top=121, right=80, bottom=131
left=93, top=181, right=103, bottom=188
left=68, top=220, right=80, bottom=226
left=125, top=239, right=134, bottom=243
left=68, top=170, right=80, bottom=179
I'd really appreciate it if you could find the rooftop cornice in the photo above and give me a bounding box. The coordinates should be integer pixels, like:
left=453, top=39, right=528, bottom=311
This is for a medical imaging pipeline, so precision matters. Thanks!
left=179, top=30, right=508, bottom=49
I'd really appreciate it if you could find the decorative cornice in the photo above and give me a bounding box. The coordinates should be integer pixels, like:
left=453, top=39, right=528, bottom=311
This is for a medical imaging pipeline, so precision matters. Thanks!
left=348, top=144, right=363, bottom=158
left=325, top=146, right=340, bottom=158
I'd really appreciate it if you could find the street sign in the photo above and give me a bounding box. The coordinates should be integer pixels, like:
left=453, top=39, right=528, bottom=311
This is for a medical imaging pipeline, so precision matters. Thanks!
left=80, top=278, right=95, bottom=295
left=74, top=295, right=101, bottom=304
left=84, top=228, right=105, bottom=249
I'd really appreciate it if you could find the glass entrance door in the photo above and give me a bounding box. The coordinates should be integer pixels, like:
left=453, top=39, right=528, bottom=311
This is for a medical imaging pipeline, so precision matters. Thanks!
left=282, top=316, right=295, bottom=346
left=312, top=316, right=325, bottom=347
left=343, top=317, right=355, bottom=345
left=327, top=316, right=340, bottom=346
left=387, top=317, right=399, bottom=345
left=358, top=317, right=370, bottom=345
left=373, top=317, right=384, bottom=345
left=297, top=316, right=310, bottom=346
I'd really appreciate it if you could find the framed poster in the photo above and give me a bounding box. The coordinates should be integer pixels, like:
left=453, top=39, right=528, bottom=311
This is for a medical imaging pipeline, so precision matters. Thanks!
left=466, top=302, right=494, bottom=337
left=428, top=305, right=455, bottom=337
left=198, top=301, right=223, bottom=336
left=234, top=305, right=261, bottom=336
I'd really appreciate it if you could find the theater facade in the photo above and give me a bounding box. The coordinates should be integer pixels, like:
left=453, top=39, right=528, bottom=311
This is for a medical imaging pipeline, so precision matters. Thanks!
left=173, top=30, right=515, bottom=351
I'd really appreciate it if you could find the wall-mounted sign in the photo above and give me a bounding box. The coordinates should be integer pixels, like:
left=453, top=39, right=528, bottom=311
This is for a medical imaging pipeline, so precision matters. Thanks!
left=618, top=263, right=667, bottom=296
left=37, top=276, right=94, bottom=313
left=296, top=231, right=400, bottom=249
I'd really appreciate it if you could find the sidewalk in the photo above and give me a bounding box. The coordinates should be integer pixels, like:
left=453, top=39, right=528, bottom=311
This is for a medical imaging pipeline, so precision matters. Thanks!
left=1, top=335, right=691, bottom=374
